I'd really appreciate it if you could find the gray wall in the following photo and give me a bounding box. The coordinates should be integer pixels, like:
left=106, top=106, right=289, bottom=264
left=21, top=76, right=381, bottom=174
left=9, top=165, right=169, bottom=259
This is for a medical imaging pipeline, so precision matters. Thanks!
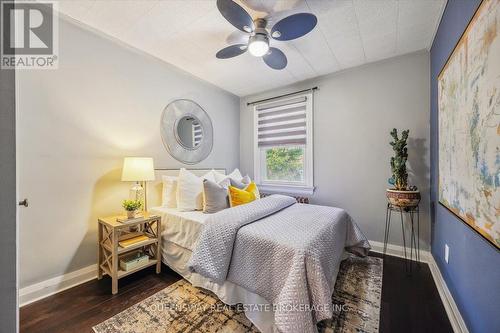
left=0, top=33, right=18, bottom=333
left=240, top=51, right=431, bottom=249
left=17, top=18, right=240, bottom=288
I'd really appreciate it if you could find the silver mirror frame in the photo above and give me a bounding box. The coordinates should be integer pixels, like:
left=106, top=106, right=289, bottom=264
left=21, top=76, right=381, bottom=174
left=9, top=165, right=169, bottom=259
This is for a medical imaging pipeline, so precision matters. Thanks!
left=160, top=99, right=213, bottom=164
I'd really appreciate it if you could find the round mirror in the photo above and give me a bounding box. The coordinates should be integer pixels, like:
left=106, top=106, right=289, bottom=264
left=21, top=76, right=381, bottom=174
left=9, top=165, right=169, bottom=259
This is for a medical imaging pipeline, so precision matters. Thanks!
left=176, top=115, right=203, bottom=149
left=160, top=99, right=213, bottom=164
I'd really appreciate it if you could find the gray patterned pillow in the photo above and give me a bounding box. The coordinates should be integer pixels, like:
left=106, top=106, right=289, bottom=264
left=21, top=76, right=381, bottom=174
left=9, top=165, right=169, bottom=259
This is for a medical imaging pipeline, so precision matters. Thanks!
left=241, top=175, right=251, bottom=184
left=229, top=178, right=247, bottom=189
left=202, top=179, right=230, bottom=214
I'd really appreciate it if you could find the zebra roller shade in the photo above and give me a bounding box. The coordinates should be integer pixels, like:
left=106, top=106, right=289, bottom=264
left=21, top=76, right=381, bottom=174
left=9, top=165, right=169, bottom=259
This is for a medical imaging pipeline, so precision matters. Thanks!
left=256, top=96, right=307, bottom=147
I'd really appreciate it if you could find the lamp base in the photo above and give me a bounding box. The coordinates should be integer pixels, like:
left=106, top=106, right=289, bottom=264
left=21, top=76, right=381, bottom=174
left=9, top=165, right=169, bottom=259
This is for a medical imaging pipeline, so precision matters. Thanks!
left=129, top=183, right=144, bottom=205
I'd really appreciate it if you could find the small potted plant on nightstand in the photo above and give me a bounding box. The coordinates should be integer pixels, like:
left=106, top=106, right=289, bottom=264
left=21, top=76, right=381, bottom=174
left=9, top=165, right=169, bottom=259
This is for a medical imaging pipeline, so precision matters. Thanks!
left=122, top=199, right=142, bottom=219
left=386, top=128, right=420, bottom=207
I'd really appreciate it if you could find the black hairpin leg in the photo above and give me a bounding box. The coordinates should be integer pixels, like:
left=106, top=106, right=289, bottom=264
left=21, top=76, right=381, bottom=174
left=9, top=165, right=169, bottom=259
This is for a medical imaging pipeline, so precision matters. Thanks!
left=383, top=204, right=392, bottom=258
left=400, top=208, right=409, bottom=273
left=417, top=207, right=420, bottom=264
left=385, top=204, right=420, bottom=274
left=409, top=209, right=417, bottom=273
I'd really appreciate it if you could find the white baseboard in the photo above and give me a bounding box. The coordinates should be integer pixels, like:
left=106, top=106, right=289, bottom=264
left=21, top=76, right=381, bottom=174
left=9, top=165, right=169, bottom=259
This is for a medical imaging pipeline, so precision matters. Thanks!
left=368, top=239, right=468, bottom=333
left=18, top=240, right=468, bottom=333
left=427, top=256, right=469, bottom=333
left=19, top=264, right=97, bottom=307
left=369, top=239, right=432, bottom=262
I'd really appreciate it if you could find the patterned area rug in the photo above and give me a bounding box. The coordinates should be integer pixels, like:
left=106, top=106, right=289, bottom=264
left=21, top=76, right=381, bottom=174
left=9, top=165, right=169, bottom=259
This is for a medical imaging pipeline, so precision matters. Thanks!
left=93, top=255, right=382, bottom=333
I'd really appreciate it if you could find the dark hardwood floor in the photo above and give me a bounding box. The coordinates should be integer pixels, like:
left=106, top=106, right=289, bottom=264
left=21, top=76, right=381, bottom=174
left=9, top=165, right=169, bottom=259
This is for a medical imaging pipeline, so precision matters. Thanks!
left=374, top=253, right=453, bottom=333
left=20, top=254, right=453, bottom=333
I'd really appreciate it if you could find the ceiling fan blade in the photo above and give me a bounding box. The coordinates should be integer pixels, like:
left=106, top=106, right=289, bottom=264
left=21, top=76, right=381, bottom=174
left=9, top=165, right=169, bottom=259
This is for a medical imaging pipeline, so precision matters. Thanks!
left=225, top=30, right=250, bottom=45
left=216, top=44, right=247, bottom=59
left=263, top=47, right=287, bottom=70
left=217, top=0, right=255, bottom=33
left=264, top=10, right=289, bottom=28
left=244, top=0, right=274, bottom=13
left=271, top=13, right=317, bottom=41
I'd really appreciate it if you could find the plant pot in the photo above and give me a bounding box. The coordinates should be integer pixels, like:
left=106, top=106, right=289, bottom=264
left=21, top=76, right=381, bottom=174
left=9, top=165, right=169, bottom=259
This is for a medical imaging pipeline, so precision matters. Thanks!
left=126, top=210, right=139, bottom=219
left=386, top=189, right=421, bottom=208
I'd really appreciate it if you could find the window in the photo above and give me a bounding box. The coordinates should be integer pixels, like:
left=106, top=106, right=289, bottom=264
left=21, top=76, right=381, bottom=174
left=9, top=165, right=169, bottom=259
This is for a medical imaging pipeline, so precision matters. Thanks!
left=254, top=93, right=314, bottom=195
left=263, top=146, right=305, bottom=182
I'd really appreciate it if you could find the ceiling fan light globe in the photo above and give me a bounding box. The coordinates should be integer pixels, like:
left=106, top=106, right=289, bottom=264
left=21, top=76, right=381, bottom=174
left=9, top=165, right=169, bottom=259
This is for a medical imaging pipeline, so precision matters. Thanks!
left=248, top=40, right=269, bottom=57
left=248, top=34, right=269, bottom=57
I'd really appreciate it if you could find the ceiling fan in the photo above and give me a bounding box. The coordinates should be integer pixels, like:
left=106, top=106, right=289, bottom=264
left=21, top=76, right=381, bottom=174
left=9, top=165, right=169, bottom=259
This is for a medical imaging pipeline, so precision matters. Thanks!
left=215, top=0, right=318, bottom=70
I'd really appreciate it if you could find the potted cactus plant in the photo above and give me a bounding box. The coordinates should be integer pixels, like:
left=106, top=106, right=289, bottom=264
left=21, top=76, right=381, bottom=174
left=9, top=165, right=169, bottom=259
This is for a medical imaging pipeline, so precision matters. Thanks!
left=386, top=128, right=420, bottom=207
left=122, top=199, right=142, bottom=219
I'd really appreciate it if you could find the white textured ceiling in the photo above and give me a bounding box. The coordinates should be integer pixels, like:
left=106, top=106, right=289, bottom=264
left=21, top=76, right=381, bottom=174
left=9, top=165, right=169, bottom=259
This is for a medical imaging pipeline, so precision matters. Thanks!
left=55, top=0, right=446, bottom=96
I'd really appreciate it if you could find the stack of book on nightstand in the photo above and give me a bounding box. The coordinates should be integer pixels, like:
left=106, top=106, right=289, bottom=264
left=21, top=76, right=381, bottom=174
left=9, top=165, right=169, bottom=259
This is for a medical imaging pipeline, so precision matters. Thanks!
left=118, top=234, right=150, bottom=248
left=116, top=216, right=144, bottom=224
left=116, top=214, right=160, bottom=224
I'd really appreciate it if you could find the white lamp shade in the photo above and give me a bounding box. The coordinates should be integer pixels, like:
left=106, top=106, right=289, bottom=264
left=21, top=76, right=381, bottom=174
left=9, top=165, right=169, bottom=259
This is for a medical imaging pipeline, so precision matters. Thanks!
left=121, top=157, right=155, bottom=181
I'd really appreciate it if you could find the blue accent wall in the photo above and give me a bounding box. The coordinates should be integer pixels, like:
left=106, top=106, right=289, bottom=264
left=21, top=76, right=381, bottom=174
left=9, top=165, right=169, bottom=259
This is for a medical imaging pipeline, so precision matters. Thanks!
left=430, top=1, right=500, bottom=332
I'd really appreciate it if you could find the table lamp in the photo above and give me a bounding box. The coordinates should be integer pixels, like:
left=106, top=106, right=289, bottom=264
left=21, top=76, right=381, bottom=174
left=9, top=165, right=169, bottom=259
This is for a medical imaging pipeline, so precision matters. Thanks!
left=121, top=157, right=155, bottom=212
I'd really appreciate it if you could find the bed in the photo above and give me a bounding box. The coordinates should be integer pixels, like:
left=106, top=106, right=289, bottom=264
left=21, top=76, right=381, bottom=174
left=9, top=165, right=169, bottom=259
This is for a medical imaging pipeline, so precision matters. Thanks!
left=149, top=169, right=370, bottom=333
left=149, top=205, right=279, bottom=332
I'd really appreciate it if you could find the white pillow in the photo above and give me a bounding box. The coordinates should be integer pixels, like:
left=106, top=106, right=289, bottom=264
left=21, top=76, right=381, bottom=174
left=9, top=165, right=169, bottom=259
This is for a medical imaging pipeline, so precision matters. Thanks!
left=176, top=168, right=203, bottom=211
left=213, top=168, right=244, bottom=184
left=202, top=170, right=217, bottom=183
left=212, top=169, right=227, bottom=183
left=161, top=176, right=177, bottom=208
left=227, top=168, right=243, bottom=181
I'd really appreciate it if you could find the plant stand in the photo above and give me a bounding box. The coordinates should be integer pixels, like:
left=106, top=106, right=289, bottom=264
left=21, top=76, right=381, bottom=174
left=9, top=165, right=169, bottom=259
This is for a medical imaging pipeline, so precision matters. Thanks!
left=383, top=203, right=420, bottom=273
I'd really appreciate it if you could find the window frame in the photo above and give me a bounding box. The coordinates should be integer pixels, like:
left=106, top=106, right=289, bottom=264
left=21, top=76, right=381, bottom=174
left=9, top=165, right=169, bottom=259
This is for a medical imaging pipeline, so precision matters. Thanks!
left=253, top=92, right=314, bottom=195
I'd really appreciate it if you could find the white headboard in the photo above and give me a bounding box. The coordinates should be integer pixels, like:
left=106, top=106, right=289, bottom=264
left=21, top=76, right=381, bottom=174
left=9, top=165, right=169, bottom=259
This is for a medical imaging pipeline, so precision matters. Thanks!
left=148, top=168, right=226, bottom=208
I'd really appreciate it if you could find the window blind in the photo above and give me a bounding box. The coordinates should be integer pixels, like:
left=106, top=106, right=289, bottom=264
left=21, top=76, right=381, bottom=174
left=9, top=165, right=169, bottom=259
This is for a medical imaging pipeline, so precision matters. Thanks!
left=256, top=96, right=307, bottom=147
left=192, top=121, right=202, bottom=147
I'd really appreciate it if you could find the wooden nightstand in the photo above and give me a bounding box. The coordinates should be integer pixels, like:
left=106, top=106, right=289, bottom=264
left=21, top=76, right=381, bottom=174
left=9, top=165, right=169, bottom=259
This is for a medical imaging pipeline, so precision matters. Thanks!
left=97, top=212, right=161, bottom=294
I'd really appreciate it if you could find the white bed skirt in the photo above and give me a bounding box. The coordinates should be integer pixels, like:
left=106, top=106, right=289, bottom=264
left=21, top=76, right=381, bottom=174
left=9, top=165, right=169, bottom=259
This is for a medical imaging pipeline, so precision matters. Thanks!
left=162, top=240, right=276, bottom=333
left=162, top=239, right=346, bottom=333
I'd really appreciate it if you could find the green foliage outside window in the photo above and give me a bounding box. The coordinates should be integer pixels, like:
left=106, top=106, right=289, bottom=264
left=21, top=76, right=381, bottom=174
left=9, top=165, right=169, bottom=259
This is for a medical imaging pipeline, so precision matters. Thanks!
left=265, top=146, right=304, bottom=182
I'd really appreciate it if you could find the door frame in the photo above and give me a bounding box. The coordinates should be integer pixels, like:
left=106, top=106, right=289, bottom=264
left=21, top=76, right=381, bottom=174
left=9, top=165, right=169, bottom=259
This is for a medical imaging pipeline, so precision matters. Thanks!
left=0, top=0, right=19, bottom=328
left=0, top=64, right=19, bottom=331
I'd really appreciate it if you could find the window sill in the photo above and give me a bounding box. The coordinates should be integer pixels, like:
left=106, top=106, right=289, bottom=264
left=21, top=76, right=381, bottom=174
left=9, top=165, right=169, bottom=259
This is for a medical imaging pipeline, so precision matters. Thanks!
left=257, top=184, right=315, bottom=196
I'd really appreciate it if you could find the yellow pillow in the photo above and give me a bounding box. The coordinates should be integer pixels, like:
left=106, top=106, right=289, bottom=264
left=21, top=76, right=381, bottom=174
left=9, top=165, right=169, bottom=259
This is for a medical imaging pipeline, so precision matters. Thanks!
left=245, top=181, right=261, bottom=199
left=228, top=182, right=260, bottom=207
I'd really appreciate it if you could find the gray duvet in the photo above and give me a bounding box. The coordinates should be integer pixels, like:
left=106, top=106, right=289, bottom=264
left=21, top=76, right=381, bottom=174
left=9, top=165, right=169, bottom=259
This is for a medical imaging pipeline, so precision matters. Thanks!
left=188, top=195, right=370, bottom=333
